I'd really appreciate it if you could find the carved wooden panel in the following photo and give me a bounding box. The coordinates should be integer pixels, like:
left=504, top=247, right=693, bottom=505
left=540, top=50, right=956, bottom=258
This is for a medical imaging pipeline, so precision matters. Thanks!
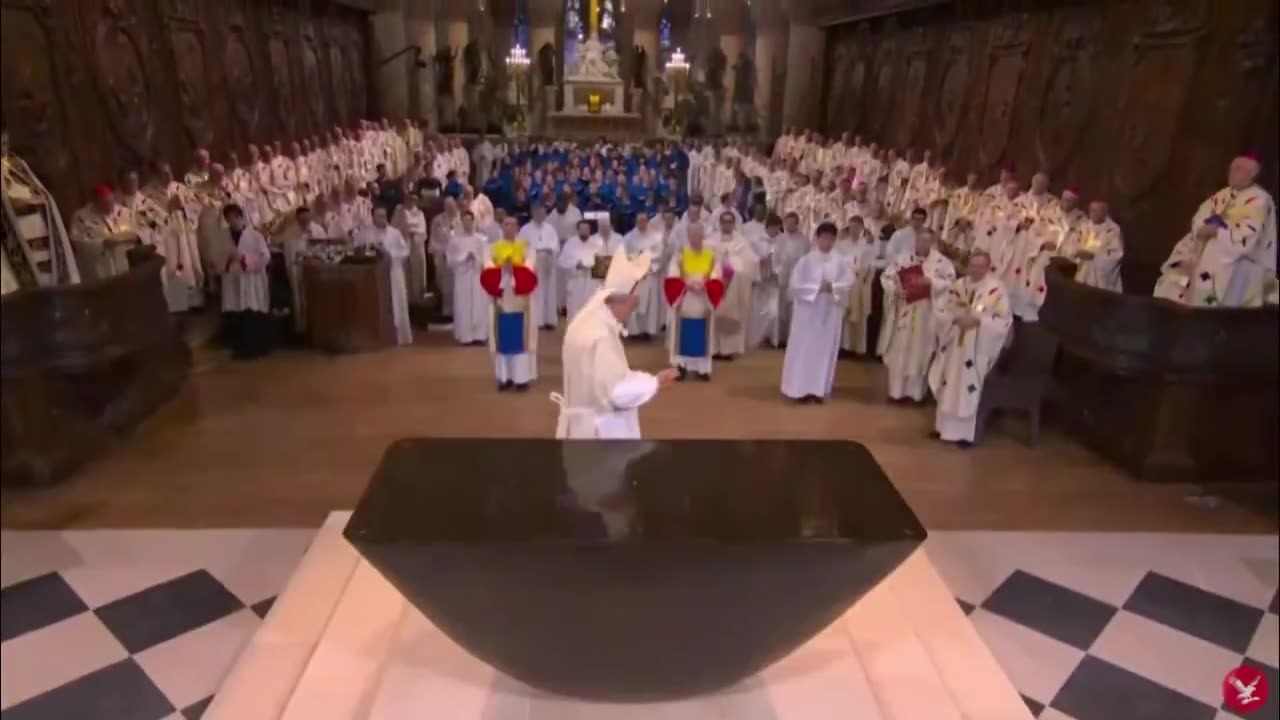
left=0, top=0, right=370, bottom=212
left=820, top=0, right=1277, bottom=288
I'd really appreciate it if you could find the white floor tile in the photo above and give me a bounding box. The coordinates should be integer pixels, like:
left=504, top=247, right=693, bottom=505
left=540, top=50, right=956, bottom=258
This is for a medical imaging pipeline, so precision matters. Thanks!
left=1088, top=609, right=1243, bottom=707
left=967, top=608, right=1085, bottom=707
left=1247, top=612, right=1278, bottom=667
left=1038, top=709, right=1079, bottom=720
left=0, top=532, right=84, bottom=588
left=61, top=564, right=195, bottom=609
left=204, top=530, right=313, bottom=606
left=133, top=608, right=260, bottom=711
left=1148, top=544, right=1278, bottom=610
left=924, top=534, right=1019, bottom=605
left=0, top=612, right=128, bottom=709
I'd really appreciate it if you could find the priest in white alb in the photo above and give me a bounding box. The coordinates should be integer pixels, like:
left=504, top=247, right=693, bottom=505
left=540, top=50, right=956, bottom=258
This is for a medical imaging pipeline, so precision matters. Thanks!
left=446, top=210, right=490, bottom=345
left=558, top=219, right=606, bottom=322
left=1063, top=200, right=1124, bottom=293
left=928, top=250, right=1013, bottom=445
left=519, top=203, right=561, bottom=330
left=837, top=216, right=878, bottom=355
left=553, top=247, right=681, bottom=439
left=623, top=211, right=666, bottom=338
left=712, top=211, right=760, bottom=359
left=882, top=227, right=956, bottom=403
left=781, top=222, right=854, bottom=403
left=356, top=205, right=412, bottom=346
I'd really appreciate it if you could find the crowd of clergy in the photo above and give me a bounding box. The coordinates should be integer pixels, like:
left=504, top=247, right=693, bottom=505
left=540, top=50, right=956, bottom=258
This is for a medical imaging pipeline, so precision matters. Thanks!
left=4, top=118, right=1272, bottom=444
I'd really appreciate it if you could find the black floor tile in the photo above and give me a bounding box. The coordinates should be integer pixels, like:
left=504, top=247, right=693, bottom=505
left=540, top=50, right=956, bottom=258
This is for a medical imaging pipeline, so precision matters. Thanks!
left=1021, top=693, right=1044, bottom=717
left=94, top=570, right=244, bottom=654
left=981, top=570, right=1119, bottom=651
left=2, top=658, right=173, bottom=720
left=1123, top=572, right=1266, bottom=654
left=0, top=572, right=89, bottom=642
left=956, top=597, right=976, bottom=615
left=182, top=695, right=214, bottom=720
left=1222, top=658, right=1278, bottom=719
left=250, top=595, right=276, bottom=619
left=1052, top=655, right=1217, bottom=720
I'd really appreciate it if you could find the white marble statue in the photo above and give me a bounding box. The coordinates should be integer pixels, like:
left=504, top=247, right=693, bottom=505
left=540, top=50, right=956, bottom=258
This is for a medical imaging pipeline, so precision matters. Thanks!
left=569, top=35, right=619, bottom=81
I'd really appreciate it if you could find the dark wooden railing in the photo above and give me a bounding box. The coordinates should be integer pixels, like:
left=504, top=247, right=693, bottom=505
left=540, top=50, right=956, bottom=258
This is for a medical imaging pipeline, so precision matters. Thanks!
left=1, top=255, right=190, bottom=487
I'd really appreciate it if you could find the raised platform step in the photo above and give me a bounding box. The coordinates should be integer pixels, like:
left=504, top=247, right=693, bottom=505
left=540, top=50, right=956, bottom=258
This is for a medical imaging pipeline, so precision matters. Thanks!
left=207, top=512, right=1032, bottom=720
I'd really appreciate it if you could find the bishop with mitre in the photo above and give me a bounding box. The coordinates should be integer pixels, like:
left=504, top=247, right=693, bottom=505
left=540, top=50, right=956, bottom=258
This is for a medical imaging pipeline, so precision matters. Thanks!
left=553, top=247, right=681, bottom=439
left=480, top=217, right=539, bottom=391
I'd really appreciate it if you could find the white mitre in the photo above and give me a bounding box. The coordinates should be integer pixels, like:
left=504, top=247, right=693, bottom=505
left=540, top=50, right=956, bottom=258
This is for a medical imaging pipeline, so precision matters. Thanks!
left=602, top=246, right=651, bottom=298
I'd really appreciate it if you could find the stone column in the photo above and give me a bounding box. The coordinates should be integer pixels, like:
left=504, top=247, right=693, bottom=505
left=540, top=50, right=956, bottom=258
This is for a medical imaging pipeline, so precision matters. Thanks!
left=714, top=0, right=748, bottom=133
left=408, top=2, right=438, bottom=126
left=627, top=0, right=663, bottom=131
left=782, top=6, right=825, bottom=132
left=529, top=0, right=561, bottom=129
left=445, top=17, right=470, bottom=127
left=752, top=0, right=787, bottom=139
left=370, top=0, right=410, bottom=120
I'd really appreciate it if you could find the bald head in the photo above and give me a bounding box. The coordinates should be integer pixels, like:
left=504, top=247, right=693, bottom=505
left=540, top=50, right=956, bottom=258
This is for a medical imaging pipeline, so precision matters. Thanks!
left=1229, top=155, right=1261, bottom=190
left=1031, top=172, right=1050, bottom=194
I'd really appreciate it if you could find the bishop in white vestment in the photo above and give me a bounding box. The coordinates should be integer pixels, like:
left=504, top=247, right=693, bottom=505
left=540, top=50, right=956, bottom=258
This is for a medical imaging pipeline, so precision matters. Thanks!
left=1154, top=154, right=1276, bottom=307
left=1064, top=201, right=1125, bottom=293
left=781, top=222, right=855, bottom=402
left=928, top=251, right=1013, bottom=444
left=882, top=228, right=956, bottom=402
left=392, top=193, right=429, bottom=301
left=69, top=185, right=138, bottom=281
left=446, top=210, right=490, bottom=345
left=553, top=248, right=680, bottom=439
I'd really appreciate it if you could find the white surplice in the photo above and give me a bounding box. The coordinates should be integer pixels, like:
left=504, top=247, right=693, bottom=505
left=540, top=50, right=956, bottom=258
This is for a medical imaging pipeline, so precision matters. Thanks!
left=929, top=274, right=1014, bottom=442
left=881, top=249, right=956, bottom=401
left=356, top=225, right=413, bottom=345
left=212, top=227, right=270, bottom=312
left=558, top=235, right=605, bottom=322
left=446, top=231, right=490, bottom=344
left=780, top=249, right=855, bottom=399
left=519, top=219, right=561, bottom=328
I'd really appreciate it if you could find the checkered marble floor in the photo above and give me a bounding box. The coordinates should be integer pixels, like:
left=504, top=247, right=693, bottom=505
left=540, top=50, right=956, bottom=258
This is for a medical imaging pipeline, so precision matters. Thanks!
left=1, top=529, right=1275, bottom=720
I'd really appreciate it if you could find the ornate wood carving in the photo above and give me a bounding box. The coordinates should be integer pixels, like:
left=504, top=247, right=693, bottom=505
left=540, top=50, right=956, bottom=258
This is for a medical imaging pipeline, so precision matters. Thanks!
left=825, top=43, right=854, bottom=132
left=977, top=14, right=1031, bottom=166
left=328, top=18, right=349, bottom=124
left=1035, top=10, right=1100, bottom=173
left=897, top=27, right=930, bottom=149
left=224, top=12, right=260, bottom=139
left=871, top=25, right=899, bottom=137
left=0, top=0, right=76, bottom=203
left=268, top=35, right=294, bottom=134
left=161, top=0, right=213, bottom=148
left=92, top=0, right=156, bottom=159
left=846, top=24, right=871, bottom=132
left=1113, top=1, right=1208, bottom=197
left=934, top=25, right=971, bottom=151
left=301, top=22, right=326, bottom=132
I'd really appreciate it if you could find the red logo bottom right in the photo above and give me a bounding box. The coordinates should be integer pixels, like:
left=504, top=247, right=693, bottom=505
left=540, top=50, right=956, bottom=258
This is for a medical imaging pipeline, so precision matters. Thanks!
left=1223, top=665, right=1270, bottom=714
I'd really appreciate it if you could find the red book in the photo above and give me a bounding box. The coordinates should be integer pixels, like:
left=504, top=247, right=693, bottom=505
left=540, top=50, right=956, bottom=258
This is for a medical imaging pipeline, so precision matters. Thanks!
left=898, top=264, right=928, bottom=303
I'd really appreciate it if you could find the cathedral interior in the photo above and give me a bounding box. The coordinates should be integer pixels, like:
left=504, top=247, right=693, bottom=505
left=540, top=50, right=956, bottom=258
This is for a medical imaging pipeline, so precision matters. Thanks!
left=0, top=1, right=1278, bottom=719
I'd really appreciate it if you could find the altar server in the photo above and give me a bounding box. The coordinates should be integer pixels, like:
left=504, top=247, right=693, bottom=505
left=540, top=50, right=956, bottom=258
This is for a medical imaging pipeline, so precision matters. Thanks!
left=664, top=223, right=725, bottom=381
left=357, top=205, right=413, bottom=346
left=519, top=203, right=561, bottom=329
left=882, top=227, right=955, bottom=403
left=480, top=216, right=539, bottom=391
left=781, top=222, right=854, bottom=403
left=447, top=210, right=490, bottom=345
left=929, top=251, right=1013, bottom=445
left=553, top=247, right=681, bottom=438
left=212, top=204, right=272, bottom=359
left=623, top=211, right=666, bottom=337
left=559, top=219, right=606, bottom=322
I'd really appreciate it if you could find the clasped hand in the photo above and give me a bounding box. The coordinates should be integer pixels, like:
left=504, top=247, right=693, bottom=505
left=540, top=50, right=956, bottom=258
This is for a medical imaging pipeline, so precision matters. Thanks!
left=957, top=312, right=981, bottom=330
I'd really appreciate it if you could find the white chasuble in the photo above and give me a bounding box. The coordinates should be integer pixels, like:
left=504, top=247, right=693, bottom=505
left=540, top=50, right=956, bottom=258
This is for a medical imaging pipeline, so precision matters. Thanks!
left=836, top=233, right=877, bottom=354
left=928, top=275, right=1013, bottom=442
left=555, top=304, right=659, bottom=439
left=447, top=231, right=490, bottom=344
left=1182, top=184, right=1277, bottom=307
left=881, top=250, right=956, bottom=401
left=624, top=226, right=666, bottom=336
left=519, top=220, right=561, bottom=329
left=780, top=249, right=855, bottom=400
left=357, top=226, right=413, bottom=346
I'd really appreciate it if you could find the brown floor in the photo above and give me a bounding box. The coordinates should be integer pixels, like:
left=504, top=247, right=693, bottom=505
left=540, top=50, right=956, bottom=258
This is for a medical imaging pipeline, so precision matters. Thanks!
left=2, top=326, right=1276, bottom=532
